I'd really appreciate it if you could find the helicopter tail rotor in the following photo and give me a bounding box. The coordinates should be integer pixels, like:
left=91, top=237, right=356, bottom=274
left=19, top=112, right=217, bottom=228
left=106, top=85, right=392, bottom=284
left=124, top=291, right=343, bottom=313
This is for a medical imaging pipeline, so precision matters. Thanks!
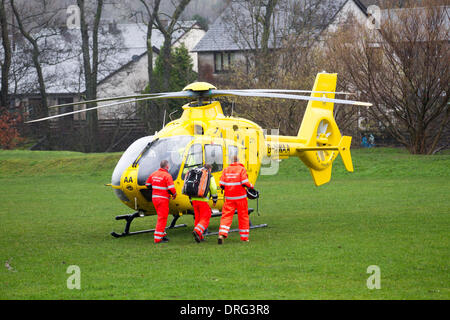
left=303, top=135, right=353, bottom=186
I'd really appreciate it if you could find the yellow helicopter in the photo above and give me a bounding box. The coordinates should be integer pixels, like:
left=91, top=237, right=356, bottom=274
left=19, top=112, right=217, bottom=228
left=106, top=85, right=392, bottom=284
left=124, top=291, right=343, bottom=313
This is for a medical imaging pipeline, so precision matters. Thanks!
left=26, top=72, right=371, bottom=237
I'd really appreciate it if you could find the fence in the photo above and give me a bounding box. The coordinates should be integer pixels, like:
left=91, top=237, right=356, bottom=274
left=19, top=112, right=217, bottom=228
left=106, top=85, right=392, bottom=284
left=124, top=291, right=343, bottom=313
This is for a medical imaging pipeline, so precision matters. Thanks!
left=48, top=119, right=149, bottom=152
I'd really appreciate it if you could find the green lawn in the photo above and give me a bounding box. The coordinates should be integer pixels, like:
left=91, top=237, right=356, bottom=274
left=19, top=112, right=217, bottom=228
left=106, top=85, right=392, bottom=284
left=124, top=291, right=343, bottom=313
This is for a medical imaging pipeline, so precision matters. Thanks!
left=0, top=148, right=448, bottom=299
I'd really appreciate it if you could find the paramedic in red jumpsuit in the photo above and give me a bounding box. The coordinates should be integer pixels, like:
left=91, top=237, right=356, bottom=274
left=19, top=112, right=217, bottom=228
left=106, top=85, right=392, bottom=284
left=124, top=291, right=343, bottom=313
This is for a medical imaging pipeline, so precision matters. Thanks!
left=218, top=156, right=253, bottom=244
left=191, top=164, right=218, bottom=243
left=146, top=160, right=177, bottom=244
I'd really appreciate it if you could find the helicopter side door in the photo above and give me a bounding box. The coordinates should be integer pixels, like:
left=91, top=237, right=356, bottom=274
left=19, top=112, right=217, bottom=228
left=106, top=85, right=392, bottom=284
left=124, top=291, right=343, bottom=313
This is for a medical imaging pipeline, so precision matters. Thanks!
left=225, top=140, right=246, bottom=168
left=178, top=138, right=226, bottom=203
left=181, top=142, right=204, bottom=180
left=172, top=141, right=204, bottom=212
left=204, top=143, right=223, bottom=173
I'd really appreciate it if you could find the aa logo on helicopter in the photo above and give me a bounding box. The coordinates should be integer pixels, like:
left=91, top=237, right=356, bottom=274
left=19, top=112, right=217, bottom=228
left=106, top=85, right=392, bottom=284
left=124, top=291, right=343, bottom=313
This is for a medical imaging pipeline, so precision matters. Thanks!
left=124, top=176, right=133, bottom=183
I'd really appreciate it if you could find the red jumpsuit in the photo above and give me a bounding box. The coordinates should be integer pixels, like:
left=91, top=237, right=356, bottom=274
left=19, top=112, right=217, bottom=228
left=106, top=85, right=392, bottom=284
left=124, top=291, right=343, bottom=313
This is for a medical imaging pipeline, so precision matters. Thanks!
left=219, top=162, right=253, bottom=241
left=146, top=168, right=177, bottom=243
left=191, top=174, right=218, bottom=241
left=192, top=201, right=211, bottom=240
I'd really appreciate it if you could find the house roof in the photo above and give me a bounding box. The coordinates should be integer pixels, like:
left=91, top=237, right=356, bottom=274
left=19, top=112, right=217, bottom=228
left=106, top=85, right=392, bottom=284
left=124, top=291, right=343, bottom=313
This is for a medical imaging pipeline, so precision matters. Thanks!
left=353, top=0, right=369, bottom=13
left=193, top=0, right=350, bottom=52
left=192, top=1, right=265, bottom=52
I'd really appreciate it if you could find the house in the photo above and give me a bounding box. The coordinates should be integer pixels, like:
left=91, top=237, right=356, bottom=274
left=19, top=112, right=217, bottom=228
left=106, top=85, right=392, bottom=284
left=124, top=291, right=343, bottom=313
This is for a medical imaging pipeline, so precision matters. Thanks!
left=192, top=0, right=371, bottom=82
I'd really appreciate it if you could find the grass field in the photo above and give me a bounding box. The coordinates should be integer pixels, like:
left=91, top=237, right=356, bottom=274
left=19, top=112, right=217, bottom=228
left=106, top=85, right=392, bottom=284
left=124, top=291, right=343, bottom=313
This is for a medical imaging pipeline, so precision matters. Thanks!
left=0, top=148, right=448, bottom=300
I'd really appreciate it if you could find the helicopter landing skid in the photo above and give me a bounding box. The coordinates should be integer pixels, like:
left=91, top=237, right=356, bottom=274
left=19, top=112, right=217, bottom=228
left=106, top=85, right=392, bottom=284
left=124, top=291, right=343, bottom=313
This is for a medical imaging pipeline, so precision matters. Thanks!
left=110, top=212, right=187, bottom=238
left=203, top=208, right=268, bottom=236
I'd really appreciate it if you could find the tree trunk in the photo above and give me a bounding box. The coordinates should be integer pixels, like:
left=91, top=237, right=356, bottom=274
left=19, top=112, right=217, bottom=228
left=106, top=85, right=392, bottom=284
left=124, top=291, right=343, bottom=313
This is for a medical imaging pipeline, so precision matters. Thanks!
left=0, top=0, right=11, bottom=108
left=140, top=0, right=160, bottom=92
left=161, top=35, right=172, bottom=92
left=153, top=0, right=190, bottom=114
left=78, top=0, right=103, bottom=152
left=258, top=0, right=277, bottom=83
left=154, top=0, right=190, bottom=92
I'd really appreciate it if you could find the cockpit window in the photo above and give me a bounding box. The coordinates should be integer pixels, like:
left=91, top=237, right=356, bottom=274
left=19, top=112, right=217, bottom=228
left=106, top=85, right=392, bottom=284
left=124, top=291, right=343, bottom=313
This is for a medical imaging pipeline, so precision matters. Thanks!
left=136, top=135, right=194, bottom=185
left=205, top=144, right=223, bottom=173
left=228, top=145, right=238, bottom=163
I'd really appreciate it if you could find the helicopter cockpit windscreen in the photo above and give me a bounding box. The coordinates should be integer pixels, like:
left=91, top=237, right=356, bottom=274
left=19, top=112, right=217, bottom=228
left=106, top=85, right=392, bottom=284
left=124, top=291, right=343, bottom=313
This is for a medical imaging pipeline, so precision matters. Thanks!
left=136, top=135, right=194, bottom=185
left=111, top=135, right=154, bottom=186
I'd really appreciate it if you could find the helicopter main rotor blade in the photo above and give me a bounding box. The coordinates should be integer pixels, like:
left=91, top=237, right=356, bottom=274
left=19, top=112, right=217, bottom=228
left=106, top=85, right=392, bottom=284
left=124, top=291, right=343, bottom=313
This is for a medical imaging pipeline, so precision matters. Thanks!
left=48, top=92, right=167, bottom=110
left=25, top=91, right=194, bottom=124
left=230, top=89, right=355, bottom=95
left=210, top=90, right=372, bottom=107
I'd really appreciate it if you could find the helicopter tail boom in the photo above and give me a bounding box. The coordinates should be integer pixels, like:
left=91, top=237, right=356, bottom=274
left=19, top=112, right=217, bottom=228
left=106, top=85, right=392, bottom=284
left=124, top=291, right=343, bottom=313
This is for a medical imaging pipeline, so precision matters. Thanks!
left=265, top=134, right=353, bottom=186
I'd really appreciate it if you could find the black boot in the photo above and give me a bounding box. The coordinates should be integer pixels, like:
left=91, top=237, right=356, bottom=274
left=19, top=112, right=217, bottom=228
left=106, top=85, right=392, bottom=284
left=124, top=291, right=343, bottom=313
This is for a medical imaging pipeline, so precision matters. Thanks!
left=155, top=237, right=169, bottom=244
left=193, top=232, right=201, bottom=243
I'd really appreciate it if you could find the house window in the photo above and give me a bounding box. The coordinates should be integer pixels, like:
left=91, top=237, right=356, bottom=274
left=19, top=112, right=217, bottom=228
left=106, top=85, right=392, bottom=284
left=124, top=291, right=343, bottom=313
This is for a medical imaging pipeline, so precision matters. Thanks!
left=27, top=98, right=42, bottom=119
left=214, top=52, right=234, bottom=73
left=57, top=97, right=74, bottom=114
left=57, top=97, right=74, bottom=123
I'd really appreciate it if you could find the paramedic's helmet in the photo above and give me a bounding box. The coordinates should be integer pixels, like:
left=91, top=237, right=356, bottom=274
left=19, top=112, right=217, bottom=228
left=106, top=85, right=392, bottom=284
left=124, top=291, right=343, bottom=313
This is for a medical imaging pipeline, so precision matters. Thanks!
left=246, top=188, right=260, bottom=200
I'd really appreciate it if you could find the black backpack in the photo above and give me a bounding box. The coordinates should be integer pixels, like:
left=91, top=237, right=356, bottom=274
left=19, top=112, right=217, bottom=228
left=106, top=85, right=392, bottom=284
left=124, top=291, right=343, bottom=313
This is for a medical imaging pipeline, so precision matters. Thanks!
left=182, top=167, right=211, bottom=198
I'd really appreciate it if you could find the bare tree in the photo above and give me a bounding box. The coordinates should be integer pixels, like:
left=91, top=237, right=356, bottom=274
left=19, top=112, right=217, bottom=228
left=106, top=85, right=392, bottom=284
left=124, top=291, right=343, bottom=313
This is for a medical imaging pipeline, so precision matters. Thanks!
left=139, top=0, right=161, bottom=93
left=10, top=0, right=64, bottom=147
left=77, top=0, right=103, bottom=152
left=153, top=0, right=190, bottom=92
left=0, top=0, right=11, bottom=108
left=325, top=0, right=449, bottom=154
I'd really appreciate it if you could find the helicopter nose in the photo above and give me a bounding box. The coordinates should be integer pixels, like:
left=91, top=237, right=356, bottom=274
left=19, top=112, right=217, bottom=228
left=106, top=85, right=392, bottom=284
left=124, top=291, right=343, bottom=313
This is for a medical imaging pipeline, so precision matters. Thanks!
left=114, top=166, right=139, bottom=208
left=114, top=188, right=130, bottom=203
left=122, top=168, right=138, bottom=193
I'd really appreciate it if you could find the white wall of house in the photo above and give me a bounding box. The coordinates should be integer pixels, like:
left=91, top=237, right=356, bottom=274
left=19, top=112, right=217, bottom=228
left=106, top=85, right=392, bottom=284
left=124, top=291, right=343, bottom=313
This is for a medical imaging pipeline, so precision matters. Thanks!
left=96, top=53, right=151, bottom=120
left=175, top=26, right=206, bottom=73
left=326, top=0, right=368, bottom=33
